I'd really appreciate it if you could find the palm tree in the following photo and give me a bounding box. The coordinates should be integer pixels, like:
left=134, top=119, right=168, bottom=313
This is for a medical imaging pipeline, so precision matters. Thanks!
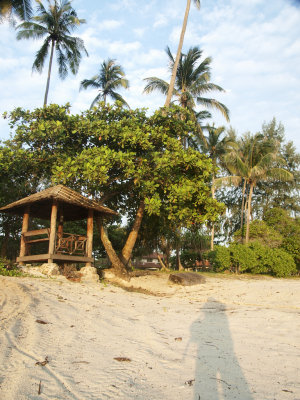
left=0, top=0, right=32, bottom=22
left=16, top=0, right=88, bottom=106
left=144, top=46, right=229, bottom=122
left=200, top=125, right=232, bottom=250
left=165, top=0, right=200, bottom=107
left=223, top=134, right=294, bottom=243
left=80, top=59, right=129, bottom=108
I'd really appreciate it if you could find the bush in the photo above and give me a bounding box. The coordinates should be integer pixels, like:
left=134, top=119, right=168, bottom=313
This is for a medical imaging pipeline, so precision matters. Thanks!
left=206, top=243, right=297, bottom=277
left=206, top=245, right=230, bottom=271
left=234, top=220, right=283, bottom=248
left=260, top=247, right=296, bottom=277
left=229, top=244, right=258, bottom=273
left=0, top=262, right=23, bottom=277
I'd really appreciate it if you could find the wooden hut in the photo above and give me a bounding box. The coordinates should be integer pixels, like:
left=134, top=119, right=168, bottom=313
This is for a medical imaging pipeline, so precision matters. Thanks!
left=0, top=185, right=117, bottom=266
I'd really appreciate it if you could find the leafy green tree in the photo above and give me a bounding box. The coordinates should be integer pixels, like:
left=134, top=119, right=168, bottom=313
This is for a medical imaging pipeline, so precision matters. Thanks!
left=233, top=220, right=283, bottom=248
left=165, top=0, right=200, bottom=107
left=5, top=103, right=225, bottom=275
left=264, top=207, right=300, bottom=268
left=0, top=0, right=32, bottom=23
left=0, top=142, right=42, bottom=259
left=16, top=0, right=87, bottom=106
left=80, top=59, right=129, bottom=108
left=253, top=119, right=300, bottom=216
left=144, top=46, right=229, bottom=122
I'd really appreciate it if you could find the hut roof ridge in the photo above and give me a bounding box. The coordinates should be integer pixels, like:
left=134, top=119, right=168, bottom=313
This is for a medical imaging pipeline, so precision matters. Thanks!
left=0, top=184, right=117, bottom=220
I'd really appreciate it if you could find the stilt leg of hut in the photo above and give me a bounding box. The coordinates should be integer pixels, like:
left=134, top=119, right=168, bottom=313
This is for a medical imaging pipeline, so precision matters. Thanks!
left=19, top=206, right=30, bottom=266
left=80, top=210, right=99, bottom=282
left=85, top=209, right=93, bottom=267
left=48, top=201, right=58, bottom=263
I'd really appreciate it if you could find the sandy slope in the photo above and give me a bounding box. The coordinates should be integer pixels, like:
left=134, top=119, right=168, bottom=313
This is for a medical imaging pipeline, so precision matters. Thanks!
left=0, top=274, right=299, bottom=400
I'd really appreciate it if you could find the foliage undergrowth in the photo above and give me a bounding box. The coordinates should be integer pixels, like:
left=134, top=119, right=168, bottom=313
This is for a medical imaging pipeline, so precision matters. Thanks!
left=206, top=243, right=297, bottom=278
left=0, top=260, right=23, bottom=277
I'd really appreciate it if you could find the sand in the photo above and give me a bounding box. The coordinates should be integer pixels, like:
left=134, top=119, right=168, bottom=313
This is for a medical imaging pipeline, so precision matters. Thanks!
left=0, top=273, right=299, bottom=400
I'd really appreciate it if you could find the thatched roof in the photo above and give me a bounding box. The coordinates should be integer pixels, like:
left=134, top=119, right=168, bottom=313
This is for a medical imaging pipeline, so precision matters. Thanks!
left=0, top=185, right=117, bottom=221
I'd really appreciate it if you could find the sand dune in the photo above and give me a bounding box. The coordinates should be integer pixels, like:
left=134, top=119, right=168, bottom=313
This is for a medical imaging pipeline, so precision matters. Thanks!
left=0, top=274, right=299, bottom=400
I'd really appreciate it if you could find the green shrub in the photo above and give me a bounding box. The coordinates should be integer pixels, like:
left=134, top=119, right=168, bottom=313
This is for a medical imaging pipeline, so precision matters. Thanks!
left=206, top=245, right=231, bottom=271
left=229, top=243, right=258, bottom=273
left=0, top=262, right=23, bottom=277
left=206, top=243, right=297, bottom=277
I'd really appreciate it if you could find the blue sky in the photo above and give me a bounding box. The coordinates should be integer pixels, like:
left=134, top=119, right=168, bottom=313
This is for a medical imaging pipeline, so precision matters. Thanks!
left=0, top=0, right=300, bottom=149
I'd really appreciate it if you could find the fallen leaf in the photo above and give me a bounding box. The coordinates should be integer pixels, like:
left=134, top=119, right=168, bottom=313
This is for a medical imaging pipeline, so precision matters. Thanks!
left=36, top=356, right=49, bottom=366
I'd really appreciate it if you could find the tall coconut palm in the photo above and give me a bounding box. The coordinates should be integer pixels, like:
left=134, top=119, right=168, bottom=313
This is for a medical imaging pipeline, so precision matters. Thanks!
left=223, top=134, right=294, bottom=243
left=80, top=59, right=129, bottom=108
left=0, top=0, right=32, bottom=22
left=165, top=0, right=200, bottom=107
left=144, top=46, right=229, bottom=122
left=16, top=0, right=88, bottom=106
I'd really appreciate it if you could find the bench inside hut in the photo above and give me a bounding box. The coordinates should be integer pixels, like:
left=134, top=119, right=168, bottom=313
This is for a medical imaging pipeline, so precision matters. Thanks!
left=0, top=185, right=117, bottom=266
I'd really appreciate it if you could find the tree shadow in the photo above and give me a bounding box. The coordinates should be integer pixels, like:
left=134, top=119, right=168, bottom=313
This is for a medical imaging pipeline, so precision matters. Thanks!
left=189, top=297, right=254, bottom=400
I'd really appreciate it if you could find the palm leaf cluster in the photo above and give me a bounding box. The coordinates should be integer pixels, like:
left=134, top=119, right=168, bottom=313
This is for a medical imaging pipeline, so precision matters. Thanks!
left=144, top=46, right=229, bottom=123
left=0, top=0, right=32, bottom=23
left=80, top=59, right=129, bottom=108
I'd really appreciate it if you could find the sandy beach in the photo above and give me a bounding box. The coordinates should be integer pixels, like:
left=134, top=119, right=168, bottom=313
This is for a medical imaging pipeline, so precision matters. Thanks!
left=0, top=273, right=299, bottom=400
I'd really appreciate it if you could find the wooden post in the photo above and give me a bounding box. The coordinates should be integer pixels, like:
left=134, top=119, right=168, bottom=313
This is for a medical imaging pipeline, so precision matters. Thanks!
left=85, top=209, right=94, bottom=267
left=57, top=215, right=64, bottom=238
left=48, top=200, right=58, bottom=263
left=19, top=206, right=30, bottom=265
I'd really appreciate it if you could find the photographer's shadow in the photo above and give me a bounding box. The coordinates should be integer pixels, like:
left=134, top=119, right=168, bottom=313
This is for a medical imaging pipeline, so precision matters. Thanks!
left=189, top=298, right=254, bottom=400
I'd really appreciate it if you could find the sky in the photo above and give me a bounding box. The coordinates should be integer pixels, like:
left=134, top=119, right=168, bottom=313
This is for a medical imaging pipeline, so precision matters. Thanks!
left=0, top=0, right=300, bottom=150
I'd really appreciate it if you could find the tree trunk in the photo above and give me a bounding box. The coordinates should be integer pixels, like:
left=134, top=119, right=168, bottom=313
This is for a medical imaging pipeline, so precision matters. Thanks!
left=240, top=179, right=247, bottom=244
left=44, top=40, right=55, bottom=107
left=95, top=216, right=127, bottom=275
left=121, top=200, right=145, bottom=265
left=161, top=236, right=171, bottom=269
left=0, top=222, right=9, bottom=259
left=210, top=174, right=215, bottom=251
left=164, top=0, right=191, bottom=108
left=157, top=254, right=170, bottom=272
left=245, top=182, right=254, bottom=244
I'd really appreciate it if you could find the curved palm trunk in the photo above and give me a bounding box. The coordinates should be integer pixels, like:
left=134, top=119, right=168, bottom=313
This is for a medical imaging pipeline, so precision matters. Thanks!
left=164, top=0, right=191, bottom=108
left=121, top=200, right=145, bottom=265
left=245, top=181, right=254, bottom=244
left=43, top=40, right=55, bottom=106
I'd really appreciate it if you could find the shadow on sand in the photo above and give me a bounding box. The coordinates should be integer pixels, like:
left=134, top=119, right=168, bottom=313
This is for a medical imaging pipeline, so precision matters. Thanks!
left=189, top=297, right=254, bottom=400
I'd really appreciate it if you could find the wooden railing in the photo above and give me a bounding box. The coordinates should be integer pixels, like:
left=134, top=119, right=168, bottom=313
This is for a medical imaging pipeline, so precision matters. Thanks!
left=55, top=233, right=87, bottom=256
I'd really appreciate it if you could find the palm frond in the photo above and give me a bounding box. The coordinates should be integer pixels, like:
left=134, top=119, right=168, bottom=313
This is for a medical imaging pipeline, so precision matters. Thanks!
left=196, top=97, right=230, bottom=122
left=143, top=77, right=169, bottom=95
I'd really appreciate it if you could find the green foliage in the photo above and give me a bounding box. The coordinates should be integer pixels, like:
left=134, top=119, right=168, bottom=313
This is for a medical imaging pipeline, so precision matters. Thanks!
left=207, top=242, right=297, bottom=277
left=263, top=207, right=300, bottom=268
left=230, top=244, right=258, bottom=273
left=0, top=262, right=22, bottom=276
left=206, top=245, right=231, bottom=271
left=249, top=243, right=297, bottom=277
left=3, top=103, right=224, bottom=265
left=234, top=220, right=283, bottom=248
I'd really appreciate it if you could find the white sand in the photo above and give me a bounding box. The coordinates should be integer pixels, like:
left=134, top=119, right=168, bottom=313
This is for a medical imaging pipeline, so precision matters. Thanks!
left=0, top=274, right=299, bottom=400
